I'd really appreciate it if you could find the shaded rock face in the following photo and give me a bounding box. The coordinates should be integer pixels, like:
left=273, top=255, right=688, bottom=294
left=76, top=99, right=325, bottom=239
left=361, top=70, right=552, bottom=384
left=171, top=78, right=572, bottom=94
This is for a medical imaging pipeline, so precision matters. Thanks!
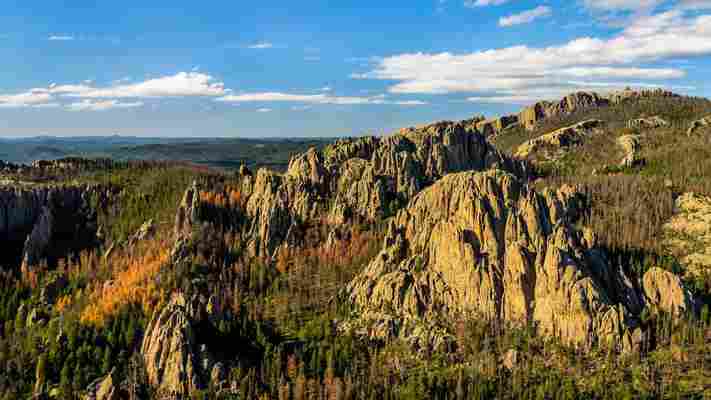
left=627, top=116, right=669, bottom=130
left=141, top=292, right=224, bottom=397
left=687, top=115, right=711, bottom=136
left=663, top=192, right=711, bottom=277
left=515, top=120, right=605, bottom=159
left=642, top=267, right=695, bottom=316
left=344, top=170, right=643, bottom=350
left=189, top=121, right=528, bottom=259
left=174, top=181, right=201, bottom=239
left=0, top=185, right=101, bottom=270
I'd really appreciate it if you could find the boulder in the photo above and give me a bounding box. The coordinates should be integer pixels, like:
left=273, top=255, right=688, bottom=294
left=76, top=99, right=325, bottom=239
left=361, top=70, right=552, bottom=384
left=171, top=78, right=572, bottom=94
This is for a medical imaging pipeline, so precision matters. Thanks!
left=617, top=135, right=644, bottom=168
left=84, top=369, right=121, bottom=400
left=344, top=170, right=642, bottom=350
left=515, top=120, right=605, bottom=159
left=627, top=116, right=669, bottom=130
left=642, top=267, right=695, bottom=316
left=687, top=115, right=711, bottom=136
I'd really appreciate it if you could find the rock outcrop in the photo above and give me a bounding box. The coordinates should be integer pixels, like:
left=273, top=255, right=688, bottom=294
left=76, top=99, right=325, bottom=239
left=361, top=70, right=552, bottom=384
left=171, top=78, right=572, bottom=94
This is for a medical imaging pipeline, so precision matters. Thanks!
left=642, top=267, right=695, bottom=317
left=519, top=92, right=609, bottom=131
left=627, top=116, right=669, bottom=130
left=663, top=192, right=711, bottom=277
left=141, top=292, right=224, bottom=397
left=174, top=181, right=201, bottom=239
left=687, top=115, right=711, bottom=136
left=515, top=120, right=605, bottom=159
left=344, top=170, right=643, bottom=350
left=518, top=89, right=677, bottom=131
left=617, top=135, right=644, bottom=168
left=475, top=115, right=519, bottom=136
left=84, top=369, right=121, bottom=400
left=186, top=121, right=528, bottom=259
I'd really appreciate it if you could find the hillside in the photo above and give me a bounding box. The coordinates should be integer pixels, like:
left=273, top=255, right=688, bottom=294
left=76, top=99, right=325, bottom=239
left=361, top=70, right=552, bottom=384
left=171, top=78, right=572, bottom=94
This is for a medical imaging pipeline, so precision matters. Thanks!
left=1, top=89, right=710, bottom=399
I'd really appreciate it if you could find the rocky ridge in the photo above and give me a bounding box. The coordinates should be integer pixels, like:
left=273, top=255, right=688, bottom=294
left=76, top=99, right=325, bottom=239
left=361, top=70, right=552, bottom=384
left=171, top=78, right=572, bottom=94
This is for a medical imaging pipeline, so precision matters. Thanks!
left=178, top=121, right=528, bottom=259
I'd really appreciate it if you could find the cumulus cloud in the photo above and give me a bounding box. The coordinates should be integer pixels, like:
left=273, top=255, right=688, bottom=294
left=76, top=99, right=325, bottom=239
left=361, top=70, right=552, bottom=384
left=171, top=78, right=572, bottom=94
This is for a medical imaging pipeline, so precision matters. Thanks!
left=355, top=9, right=708, bottom=103
left=217, top=92, right=427, bottom=106
left=66, top=99, right=144, bottom=111
left=55, top=72, right=227, bottom=98
left=499, top=6, right=552, bottom=27
left=256, top=108, right=273, bottom=112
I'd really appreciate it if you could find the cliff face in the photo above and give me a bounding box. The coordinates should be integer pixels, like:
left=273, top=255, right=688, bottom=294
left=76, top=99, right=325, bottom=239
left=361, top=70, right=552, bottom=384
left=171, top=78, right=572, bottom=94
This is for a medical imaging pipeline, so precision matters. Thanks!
left=179, top=121, right=529, bottom=259
left=343, top=170, right=645, bottom=350
left=0, top=184, right=104, bottom=270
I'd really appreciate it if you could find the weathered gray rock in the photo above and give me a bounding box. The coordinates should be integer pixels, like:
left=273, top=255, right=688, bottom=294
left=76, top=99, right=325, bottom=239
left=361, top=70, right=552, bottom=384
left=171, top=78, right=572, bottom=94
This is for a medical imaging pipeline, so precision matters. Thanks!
left=344, top=170, right=642, bottom=350
left=519, top=92, right=609, bottom=130
left=475, top=115, right=519, bottom=136
left=141, top=292, right=223, bottom=397
left=186, top=121, right=529, bottom=259
left=627, top=116, right=668, bottom=130
left=515, top=120, right=605, bottom=159
left=687, top=115, right=711, bottom=136
left=174, top=181, right=201, bottom=239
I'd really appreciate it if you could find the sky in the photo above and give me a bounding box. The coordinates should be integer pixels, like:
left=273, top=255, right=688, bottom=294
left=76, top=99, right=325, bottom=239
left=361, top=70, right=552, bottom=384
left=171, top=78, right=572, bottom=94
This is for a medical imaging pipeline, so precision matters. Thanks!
left=1, top=0, right=710, bottom=138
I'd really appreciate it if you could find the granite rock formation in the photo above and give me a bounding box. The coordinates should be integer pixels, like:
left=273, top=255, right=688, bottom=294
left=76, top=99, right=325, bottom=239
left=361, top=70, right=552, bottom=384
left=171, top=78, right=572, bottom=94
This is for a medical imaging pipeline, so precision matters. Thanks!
left=343, top=170, right=644, bottom=350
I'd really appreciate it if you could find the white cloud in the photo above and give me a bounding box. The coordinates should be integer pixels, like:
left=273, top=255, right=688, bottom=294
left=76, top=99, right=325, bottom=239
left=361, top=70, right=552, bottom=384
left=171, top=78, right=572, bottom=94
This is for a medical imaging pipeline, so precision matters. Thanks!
left=0, top=89, right=55, bottom=108
left=248, top=42, right=274, bottom=49
left=355, top=9, right=709, bottom=102
left=499, top=6, right=552, bottom=27
left=256, top=108, right=273, bottom=112
left=217, top=92, right=427, bottom=106
left=48, top=35, right=74, bottom=41
left=57, top=72, right=227, bottom=98
left=465, top=0, right=511, bottom=7
left=66, top=99, right=144, bottom=111
left=583, top=0, right=663, bottom=10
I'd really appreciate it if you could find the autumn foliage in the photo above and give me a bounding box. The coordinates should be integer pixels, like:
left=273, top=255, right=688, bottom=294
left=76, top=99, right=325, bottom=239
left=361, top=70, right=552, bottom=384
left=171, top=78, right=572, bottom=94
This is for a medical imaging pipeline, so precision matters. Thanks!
left=80, top=237, right=171, bottom=327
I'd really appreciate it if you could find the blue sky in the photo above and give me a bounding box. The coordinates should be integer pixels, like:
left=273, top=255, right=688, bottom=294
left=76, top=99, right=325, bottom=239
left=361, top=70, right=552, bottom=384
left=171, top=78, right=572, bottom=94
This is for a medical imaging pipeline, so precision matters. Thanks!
left=1, top=0, right=710, bottom=137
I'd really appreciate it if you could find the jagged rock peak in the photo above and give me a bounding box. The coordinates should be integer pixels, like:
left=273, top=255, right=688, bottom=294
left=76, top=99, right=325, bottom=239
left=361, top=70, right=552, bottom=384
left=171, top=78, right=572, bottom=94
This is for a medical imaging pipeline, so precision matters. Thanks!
left=187, top=121, right=529, bottom=259
left=141, top=291, right=224, bottom=397
left=344, top=170, right=643, bottom=350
